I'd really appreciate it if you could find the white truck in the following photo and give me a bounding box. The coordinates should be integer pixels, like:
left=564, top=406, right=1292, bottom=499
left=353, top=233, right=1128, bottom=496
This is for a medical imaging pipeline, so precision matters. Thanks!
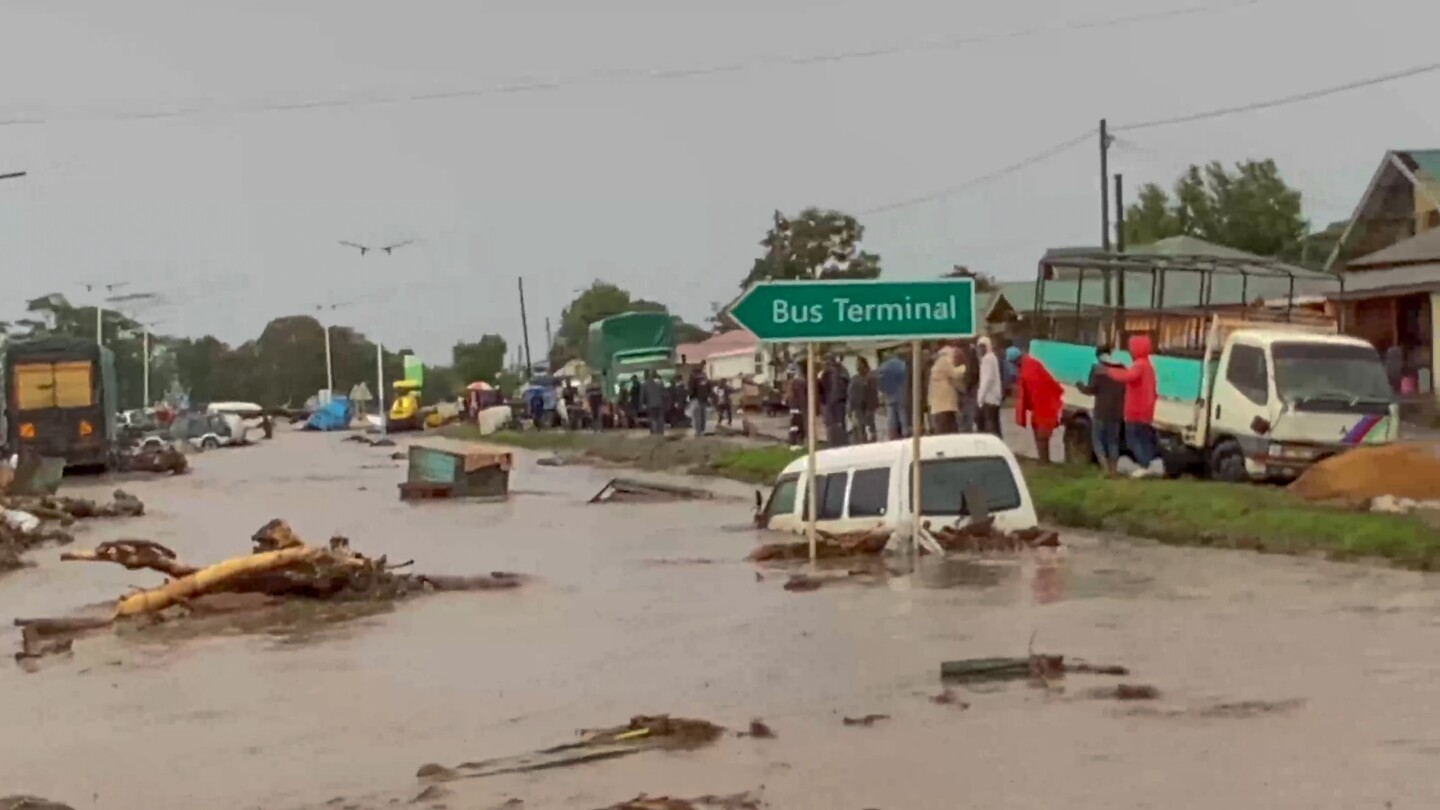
left=1034, top=312, right=1398, bottom=482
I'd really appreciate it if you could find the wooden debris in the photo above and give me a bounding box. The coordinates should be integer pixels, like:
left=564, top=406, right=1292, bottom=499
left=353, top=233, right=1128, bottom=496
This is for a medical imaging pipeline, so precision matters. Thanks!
left=743, top=719, right=775, bottom=739
left=929, top=688, right=970, bottom=709
left=842, top=714, right=890, bottom=727
left=119, top=444, right=188, bottom=475
left=590, top=478, right=714, bottom=504
left=1, top=491, right=146, bottom=574
left=0, top=797, right=76, bottom=810
left=434, top=715, right=727, bottom=782
left=940, top=654, right=1129, bottom=684
left=61, top=539, right=199, bottom=578
left=15, top=518, right=527, bottom=661
left=602, top=793, right=761, bottom=810
left=748, top=528, right=891, bottom=562
left=931, top=519, right=1061, bottom=553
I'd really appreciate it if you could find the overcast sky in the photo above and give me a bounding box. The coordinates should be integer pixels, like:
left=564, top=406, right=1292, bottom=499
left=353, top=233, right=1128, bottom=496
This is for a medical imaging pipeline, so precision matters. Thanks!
left=1, top=0, right=1436, bottom=360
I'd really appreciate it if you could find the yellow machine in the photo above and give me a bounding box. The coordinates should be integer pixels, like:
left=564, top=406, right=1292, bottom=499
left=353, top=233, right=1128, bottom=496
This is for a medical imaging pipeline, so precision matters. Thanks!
left=389, top=380, right=421, bottom=432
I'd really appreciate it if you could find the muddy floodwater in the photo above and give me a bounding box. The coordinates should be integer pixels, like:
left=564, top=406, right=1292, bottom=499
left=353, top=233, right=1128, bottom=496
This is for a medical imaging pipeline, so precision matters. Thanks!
left=3, top=430, right=1440, bottom=809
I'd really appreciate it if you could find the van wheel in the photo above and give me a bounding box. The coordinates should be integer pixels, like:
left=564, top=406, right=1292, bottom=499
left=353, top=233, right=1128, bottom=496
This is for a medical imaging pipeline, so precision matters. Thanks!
left=1208, top=439, right=1247, bottom=483
left=202, top=436, right=220, bottom=450
left=1062, top=415, right=1094, bottom=465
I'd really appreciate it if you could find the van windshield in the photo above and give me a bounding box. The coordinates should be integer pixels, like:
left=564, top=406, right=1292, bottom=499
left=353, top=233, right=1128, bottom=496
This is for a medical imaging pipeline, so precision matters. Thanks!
left=914, top=456, right=1020, bottom=515
left=764, top=475, right=799, bottom=519
left=1272, top=342, right=1392, bottom=412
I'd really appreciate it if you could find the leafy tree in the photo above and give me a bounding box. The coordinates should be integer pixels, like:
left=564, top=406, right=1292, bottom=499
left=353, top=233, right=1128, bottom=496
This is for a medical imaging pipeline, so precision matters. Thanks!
left=1122, top=159, right=1307, bottom=257
left=742, top=208, right=882, bottom=287
left=452, top=334, right=508, bottom=384
left=549, top=281, right=668, bottom=366
left=672, top=318, right=709, bottom=345
left=944, top=265, right=999, bottom=293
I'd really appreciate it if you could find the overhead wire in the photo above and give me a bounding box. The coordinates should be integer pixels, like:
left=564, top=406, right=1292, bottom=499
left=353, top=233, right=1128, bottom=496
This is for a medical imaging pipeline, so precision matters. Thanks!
left=1115, top=60, right=1440, bottom=131
left=0, top=0, right=1270, bottom=128
left=858, top=129, right=1096, bottom=216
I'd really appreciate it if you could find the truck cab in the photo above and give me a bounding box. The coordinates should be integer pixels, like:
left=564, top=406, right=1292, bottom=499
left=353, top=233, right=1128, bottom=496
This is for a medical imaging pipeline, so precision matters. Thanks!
left=1201, top=330, right=1396, bottom=480
left=1040, top=315, right=1398, bottom=482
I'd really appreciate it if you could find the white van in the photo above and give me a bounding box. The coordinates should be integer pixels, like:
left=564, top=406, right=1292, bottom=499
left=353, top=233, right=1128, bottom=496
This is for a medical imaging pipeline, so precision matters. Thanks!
left=758, top=434, right=1039, bottom=536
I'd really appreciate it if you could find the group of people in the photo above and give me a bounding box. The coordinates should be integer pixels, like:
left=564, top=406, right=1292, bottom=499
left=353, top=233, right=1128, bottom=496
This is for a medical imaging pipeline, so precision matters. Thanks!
left=543, top=370, right=735, bottom=436
left=778, top=334, right=1160, bottom=473
left=782, top=338, right=1013, bottom=449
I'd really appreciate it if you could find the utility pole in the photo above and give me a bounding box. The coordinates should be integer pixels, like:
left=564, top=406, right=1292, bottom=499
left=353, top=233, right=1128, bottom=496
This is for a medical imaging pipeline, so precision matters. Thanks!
left=544, top=317, right=553, bottom=358
left=1114, top=173, right=1126, bottom=343
left=1099, top=119, right=1113, bottom=308
left=518, top=277, right=533, bottom=373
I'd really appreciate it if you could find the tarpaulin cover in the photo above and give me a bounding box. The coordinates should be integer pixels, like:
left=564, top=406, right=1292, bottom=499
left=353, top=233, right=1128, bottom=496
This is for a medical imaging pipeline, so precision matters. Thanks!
left=586, top=311, right=675, bottom=372
left=305, top=396, right=352, bottom=431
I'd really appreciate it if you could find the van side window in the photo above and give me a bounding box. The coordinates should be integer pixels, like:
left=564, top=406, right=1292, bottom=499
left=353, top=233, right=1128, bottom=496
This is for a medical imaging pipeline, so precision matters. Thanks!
left=848, top=468, right=890, bottom=517
left=1226, top=344, right=1268, bottom=404
left=764, top=476, right=798, bottom=518
left=817, top=472, right=848, bottom=520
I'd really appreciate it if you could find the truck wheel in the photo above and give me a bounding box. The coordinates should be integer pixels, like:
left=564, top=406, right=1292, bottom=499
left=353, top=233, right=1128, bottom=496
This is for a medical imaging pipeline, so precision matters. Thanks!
left=202, top=436, right=220, bottom=450
left=1208, top=439, right=1247, bottom=483
left=1062, top=415, right=1094, bottom=465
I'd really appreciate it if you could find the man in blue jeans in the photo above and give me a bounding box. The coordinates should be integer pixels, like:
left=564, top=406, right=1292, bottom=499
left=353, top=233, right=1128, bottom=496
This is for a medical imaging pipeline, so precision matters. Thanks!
left=1080, top=343, right=1125, bottom=475
left=877, top=350, right=910, bottom=439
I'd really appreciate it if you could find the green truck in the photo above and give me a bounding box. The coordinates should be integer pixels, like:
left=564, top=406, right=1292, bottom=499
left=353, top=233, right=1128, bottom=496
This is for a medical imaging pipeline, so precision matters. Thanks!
left=4, top=336, right=120, bottom=469
left=587, top=312, right=677, bottom=400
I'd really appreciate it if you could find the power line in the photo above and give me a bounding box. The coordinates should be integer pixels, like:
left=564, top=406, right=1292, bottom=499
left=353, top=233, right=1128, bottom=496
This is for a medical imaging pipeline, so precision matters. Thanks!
left=856, top=57, right=1440, bottom=216
left=1116, top=60, right=1440, bottom=131
left=0, top=0, right=1268, bottom=128
left=858, top=129, right=1095, bottom=216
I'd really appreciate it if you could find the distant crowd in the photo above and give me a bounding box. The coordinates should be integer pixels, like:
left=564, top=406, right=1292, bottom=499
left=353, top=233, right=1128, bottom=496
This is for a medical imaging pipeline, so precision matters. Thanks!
left=520, top=333, right=1160, bottom=473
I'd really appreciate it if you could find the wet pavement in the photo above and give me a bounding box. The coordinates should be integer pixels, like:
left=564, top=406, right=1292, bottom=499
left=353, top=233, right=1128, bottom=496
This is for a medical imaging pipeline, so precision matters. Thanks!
left=3, top=429, right=1440, bottom=809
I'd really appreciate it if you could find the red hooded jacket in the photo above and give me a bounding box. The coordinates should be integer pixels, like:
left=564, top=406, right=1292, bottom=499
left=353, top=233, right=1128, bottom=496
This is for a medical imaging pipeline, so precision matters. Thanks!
left=1106, top=335, right=1157, bottom=424
left=1015, top=355, right=1064, bottom=432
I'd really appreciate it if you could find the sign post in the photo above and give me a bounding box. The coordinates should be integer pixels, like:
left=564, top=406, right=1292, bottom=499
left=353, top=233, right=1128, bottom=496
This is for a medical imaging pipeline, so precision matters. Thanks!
left=805, top=343, right=818, bottom=562
left=911, top=339, right=923, bottom=556
left=729, top=278, right=975, bottom=562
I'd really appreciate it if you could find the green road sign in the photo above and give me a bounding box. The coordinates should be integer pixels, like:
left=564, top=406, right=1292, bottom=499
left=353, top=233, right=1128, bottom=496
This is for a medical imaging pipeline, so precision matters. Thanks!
left=728, top=279, right=976, bottom=342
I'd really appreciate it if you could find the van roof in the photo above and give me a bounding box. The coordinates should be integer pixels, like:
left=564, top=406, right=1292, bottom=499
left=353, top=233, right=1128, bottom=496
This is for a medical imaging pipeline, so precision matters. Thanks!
left=779, top=433, right=1017, bottom=477
left=1237, top=331, right=1378, bottom=349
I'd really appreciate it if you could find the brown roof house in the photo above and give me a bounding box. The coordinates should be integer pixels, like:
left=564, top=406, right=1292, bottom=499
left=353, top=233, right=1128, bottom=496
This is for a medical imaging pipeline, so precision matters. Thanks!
left=1327, top=149, right=1440, bottom=398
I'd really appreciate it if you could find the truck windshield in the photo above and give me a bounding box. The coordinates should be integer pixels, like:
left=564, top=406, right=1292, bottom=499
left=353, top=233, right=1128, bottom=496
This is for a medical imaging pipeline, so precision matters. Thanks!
left=1272, top=342, right=1392, bottom=410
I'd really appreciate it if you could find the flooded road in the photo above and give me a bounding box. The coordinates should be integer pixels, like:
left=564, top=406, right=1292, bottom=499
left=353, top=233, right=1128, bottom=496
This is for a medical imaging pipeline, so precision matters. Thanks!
left=3, top=430, right=1440, bottom=809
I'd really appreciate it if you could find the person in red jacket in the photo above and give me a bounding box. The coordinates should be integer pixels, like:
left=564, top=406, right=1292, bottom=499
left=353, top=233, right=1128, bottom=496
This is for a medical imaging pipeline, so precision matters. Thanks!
left=1015, top=349, right=1064, bottom=463
left=1106, top=335, right=1159, bottom=472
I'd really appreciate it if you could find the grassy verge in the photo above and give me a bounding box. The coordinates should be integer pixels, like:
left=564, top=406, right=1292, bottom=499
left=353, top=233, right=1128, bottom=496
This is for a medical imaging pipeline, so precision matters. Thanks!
left=1022, top=463, right=1440, bottom=569
left=458, top=427, right=1440, bottom=569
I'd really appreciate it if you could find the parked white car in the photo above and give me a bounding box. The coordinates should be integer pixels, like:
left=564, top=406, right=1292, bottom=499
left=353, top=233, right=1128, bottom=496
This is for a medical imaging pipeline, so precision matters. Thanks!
left=169, top=412, right=251, bottom=450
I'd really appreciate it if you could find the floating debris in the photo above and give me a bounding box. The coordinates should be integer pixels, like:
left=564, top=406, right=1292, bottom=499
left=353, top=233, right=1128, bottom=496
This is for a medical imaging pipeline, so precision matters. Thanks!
left=0, top=797, right=76, bottom=810
left=423, top=715, right=726, bottom=783
left=118, top=444, right=188, bottom=475
left=1, top=490, right=146, bottom=574
left=929, top=688, right=970, bottom=709
left=743, top=719, right=775, bottom=739
left=940, top=654, right=1129, bottom=684
left=600, top=793, right=762, bottom=810
left=13, top=519, right=525, bottom=663
left=841, top=714, right=890, bottom=727
left=748, top=528, right=891, bottom=562
left=930, top=519, right=1061, bottom=553
left=590, top=478, right=714, bottom=504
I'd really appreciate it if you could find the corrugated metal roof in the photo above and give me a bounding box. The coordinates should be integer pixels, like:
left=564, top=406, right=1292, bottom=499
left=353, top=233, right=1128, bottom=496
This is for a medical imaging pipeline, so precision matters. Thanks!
left=1400, top=149, right=1440, bottom=182
left=1349, top=226, right=1440, bottom=268
left=1333, top=261, right=1440, bottom=297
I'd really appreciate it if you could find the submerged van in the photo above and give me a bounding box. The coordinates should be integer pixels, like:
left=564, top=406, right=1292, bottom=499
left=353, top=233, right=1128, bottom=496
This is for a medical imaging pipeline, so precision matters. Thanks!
left=758, top=434, right=1038, bottom=536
